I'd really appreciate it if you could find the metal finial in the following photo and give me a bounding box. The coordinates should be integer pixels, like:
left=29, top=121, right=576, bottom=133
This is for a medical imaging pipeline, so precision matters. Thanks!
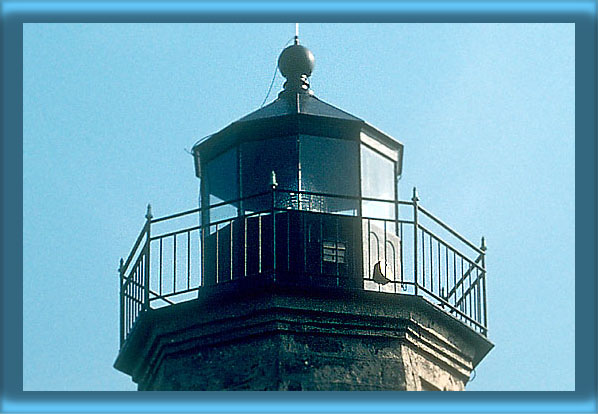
left=411, top=187, right=420, bottom=202
left=295, top=23, right=299, bottom=44
left=145, top=203, right=153, bottom=220
left=481, top=236, right=487, bottom=251
left=119, top=258, right=124, bottom=273
left=277, top=37, right=315, bottom=95
left=270, top=170, right=278, bottom=188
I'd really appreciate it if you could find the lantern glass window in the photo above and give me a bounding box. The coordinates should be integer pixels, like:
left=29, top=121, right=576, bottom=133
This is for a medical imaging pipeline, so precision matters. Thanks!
left=240, top=136, right=299, bottom=213
left=299, top=135, right=359, bottom=215
left=360, top=143, right=395, bottom=220
left=205, top=146, right=239, bottom=224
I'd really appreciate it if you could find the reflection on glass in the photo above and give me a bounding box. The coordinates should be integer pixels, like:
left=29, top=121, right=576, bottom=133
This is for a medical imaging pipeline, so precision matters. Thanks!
left=361, top=144, right=395, bottom=220
left=241, top=137, right=299, bottom=213
left=300, top=135, right=359, bottom=215
left=205, top=147, right=238, bottom=224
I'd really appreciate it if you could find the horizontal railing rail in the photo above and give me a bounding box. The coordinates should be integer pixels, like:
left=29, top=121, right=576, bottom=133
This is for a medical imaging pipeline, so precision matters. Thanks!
left=417, top=205, right=484, bottom=255
left=119, top=187, right=488, bottom=347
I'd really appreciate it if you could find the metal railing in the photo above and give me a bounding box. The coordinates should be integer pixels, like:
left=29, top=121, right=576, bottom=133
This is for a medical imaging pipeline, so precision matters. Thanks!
left=118, top=187, right=488, bottom=347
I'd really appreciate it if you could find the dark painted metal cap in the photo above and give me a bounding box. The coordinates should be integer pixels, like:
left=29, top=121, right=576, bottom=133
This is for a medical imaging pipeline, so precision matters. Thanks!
left=278, top=42, right=315, bottom=95
left=278, top=44, right=315, bottom=79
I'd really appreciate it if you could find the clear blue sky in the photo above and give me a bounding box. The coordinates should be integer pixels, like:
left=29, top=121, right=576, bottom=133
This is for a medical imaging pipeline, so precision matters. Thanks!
left=23, top=23, right=574, bottom=391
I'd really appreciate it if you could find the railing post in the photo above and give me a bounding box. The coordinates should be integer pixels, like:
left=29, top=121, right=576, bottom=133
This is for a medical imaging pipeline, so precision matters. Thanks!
left=144, top=204, right=153, bottom=311
left=270, top=171, right=278, bottom=281
left=412, top=187, right=420, bottom=296
left=480, top=236, right=487, bottom=335
left=118, top=257, right=124, bottom=347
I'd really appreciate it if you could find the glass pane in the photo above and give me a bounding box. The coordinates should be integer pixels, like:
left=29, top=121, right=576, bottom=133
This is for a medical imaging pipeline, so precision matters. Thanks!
left=299, top=135, right=359, bottom=214
left=205, top=147, right=238, bottom=224
left=241, top=137, right=299, bottom=213
left=361, top=144, right=395, bottom=220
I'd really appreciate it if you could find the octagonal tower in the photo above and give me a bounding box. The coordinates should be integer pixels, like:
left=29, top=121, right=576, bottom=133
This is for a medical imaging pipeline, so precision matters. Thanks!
left=114, top=37, right=492, bottom=391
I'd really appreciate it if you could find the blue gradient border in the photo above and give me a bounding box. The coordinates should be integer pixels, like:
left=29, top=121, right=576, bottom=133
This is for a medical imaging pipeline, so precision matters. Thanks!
left=2, top=1, right=596, bottom=413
